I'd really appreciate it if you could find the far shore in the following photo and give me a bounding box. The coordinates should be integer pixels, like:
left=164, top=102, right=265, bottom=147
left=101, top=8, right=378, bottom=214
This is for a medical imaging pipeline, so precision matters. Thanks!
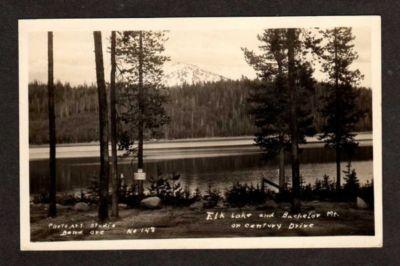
left=30, top=132, right=372, bottom=148
left=29, top=132, right=372, bottom=160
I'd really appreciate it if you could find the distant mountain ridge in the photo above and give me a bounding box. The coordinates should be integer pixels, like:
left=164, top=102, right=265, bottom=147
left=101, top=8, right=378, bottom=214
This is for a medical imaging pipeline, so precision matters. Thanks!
left=163, top=62, right=229, bottom=87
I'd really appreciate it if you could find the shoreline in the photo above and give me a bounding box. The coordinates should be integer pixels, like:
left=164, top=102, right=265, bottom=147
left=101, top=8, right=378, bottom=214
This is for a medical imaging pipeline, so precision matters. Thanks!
left=29, top=132, right=372, bottom=160
left=29, top=132, right=372, bottom=148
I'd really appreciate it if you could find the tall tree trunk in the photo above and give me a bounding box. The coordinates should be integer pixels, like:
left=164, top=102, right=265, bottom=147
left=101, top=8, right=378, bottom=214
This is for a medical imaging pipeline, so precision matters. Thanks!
left=137, top=31, right=144, bottom=195
left=110, top=31, right=119, bottom=217
left=336, top=146, right=341, bottom=190
left=94, top=31, right=110, bottom=221
left=278, top=147, right=285, bottom=190
left=47, top=32, right=57, bottom=218
left=287, top=29, right=300, bottom=200
left=333, top=28, right=342, bottom=190
left=277, top=64, right=286, bottom=191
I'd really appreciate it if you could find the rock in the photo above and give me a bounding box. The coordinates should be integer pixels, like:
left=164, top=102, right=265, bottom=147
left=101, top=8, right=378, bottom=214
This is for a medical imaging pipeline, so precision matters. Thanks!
left=33, top=203, right=44, bottom=209
left=140, top=197, right=161, bottom=209
left=189, top=201, right=203, bottom=210
left=56, top=203, right=71, bottom=210
left=264, top=200, right=279, bottom=208
left=118, top=203, right=128, bottom=209
left=279, top=202, right=292, bottom=210
left=288, top=199, right=303, bottom=212
left=203, top=199, right=218, bottom=209
left=32, top=195, right=42, bottom=204
left=73, top=202, right=90, bottom=211
left=216, top=201, right=225, bottom=208
left=256, top=200, right=279, bottom=210
left=357, top=197, right=368, bottom=209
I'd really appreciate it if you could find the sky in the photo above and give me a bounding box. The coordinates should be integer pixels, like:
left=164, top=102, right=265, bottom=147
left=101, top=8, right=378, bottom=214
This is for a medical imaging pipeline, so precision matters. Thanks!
left=28, top=27, right=371, bottom=87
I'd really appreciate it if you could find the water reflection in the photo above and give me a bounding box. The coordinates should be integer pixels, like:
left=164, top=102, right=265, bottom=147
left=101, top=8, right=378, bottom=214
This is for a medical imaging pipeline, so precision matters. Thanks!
left=30, top=146, right=373, bottom=194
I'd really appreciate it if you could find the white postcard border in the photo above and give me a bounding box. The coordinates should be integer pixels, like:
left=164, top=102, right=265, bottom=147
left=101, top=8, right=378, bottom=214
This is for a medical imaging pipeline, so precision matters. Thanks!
left=19, top=16, right=382, bottom=250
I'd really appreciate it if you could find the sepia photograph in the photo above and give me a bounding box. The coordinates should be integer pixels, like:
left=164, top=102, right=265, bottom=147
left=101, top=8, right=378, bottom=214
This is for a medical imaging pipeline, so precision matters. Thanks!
left=19, top=17, right=382, bottom=250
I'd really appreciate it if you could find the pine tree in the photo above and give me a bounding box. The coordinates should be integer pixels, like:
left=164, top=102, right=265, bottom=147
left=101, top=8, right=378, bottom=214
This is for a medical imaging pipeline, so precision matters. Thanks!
left=319, top=27, right=365, bottom=190
left=93, top=31, right=110, bottom=221
left=243, top=29, right=316, bottom=195
left=115, top=31, right=170, bottom=193
left=244, top=29, right=289, bottom=189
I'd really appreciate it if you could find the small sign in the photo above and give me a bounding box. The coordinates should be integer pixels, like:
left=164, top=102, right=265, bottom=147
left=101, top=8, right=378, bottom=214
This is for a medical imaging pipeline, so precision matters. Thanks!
left=134, top=169, right=146, bottom=180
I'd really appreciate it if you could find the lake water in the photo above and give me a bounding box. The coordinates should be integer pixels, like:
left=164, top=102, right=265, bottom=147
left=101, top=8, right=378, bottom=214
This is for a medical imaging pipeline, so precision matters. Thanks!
left=29, top=145, right=373, bottom=194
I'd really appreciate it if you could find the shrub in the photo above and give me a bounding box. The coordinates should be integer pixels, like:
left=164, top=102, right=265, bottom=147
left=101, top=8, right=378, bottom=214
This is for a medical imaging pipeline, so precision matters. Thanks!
left=147, top=173, right=200, bottom=207
left=85, top=176, right=100, bottom=203
left=202, top=185, right=221, bottom=208
left=301, top=183, right=314, bottom=201
left=342, top=162, right=360, bottom=201
left=225, top=182, right=268, bottom=207
left=358, top=180, right=374, bottom=209
left=123, top=183, right=145, bottom=207
left=314, top=174, right=336, bottom=200
left=57, top=193, right=77, bottom=205
left=34, top=190, right=50, bottom=204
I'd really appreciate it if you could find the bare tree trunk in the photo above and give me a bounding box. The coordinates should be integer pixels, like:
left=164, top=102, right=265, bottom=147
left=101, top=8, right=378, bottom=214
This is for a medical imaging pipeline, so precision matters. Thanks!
left=287, top=29, right=300, bottom=205
left=336, top=147, right=341, bottom=190
left=137, top=31, right=144, bottom=195
left=47, top=32, right=57, bottom=218
left=278, top=147, right=285, bottom=190
left=110, top=31, right=119, bottom=217
left=277, top=62, right=286, bottom=192
left=333, top=29, right=342, bottom=191
left=94, top=31, right=110, bottom=221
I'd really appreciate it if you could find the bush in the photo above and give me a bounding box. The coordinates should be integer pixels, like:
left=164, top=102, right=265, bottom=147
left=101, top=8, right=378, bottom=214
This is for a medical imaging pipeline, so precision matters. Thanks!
left=33, top=191, right=49, bottom=204
left=342, top=162, right=360, bottom=201
left=31, top=169, right=374, bottom=208
left=301, top=183, right=314, bottom=201
left=85, top=176, right=100, bottom=203
left=311, top=174, right=337, bottom=201
left=202, top=185, right=221, bottom=208
left=57, top=193, right=77, bottom=205
left=122, top=183, right=145, bottom=207
left=225, top=182, right=268, bottom=207
left=147, top=173, right=200, bottom=207
left=359, top=180, right=374, bottom=209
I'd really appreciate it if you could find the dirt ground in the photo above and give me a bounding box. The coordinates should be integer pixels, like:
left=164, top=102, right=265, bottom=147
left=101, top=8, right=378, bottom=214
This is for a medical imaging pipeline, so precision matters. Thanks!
left=30, top=201, right=374, bottom=242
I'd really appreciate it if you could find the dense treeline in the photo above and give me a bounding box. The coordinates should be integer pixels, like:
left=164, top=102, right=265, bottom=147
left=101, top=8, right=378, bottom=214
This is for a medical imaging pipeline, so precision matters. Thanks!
left=28, top=79, right=372, bottom=144
left=164, top=80, right=254, bottom=139
left=29, top=81, right=100, bottom=143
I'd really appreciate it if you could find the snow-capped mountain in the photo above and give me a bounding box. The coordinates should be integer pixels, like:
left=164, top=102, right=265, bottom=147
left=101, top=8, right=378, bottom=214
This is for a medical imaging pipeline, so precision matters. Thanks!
left=163, top=62, right=229, bottom=87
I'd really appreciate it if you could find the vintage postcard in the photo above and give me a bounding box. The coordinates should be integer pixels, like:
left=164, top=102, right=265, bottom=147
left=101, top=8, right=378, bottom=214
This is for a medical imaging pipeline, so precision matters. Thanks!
left=19, top=16, right=382, bottom=250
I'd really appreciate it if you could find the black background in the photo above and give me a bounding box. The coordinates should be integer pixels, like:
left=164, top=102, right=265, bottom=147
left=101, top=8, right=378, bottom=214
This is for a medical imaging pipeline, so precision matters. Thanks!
left=0, top=0, right=399, bottom=265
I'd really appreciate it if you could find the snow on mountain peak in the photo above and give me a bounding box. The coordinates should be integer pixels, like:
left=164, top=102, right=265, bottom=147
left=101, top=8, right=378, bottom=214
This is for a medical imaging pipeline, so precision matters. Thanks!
left=163, top=61, right=229, bottom=87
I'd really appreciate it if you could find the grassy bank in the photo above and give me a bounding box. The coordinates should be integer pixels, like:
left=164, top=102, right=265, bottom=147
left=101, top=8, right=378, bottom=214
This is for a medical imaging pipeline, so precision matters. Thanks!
left=30, top=201, right=374, bottom=242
